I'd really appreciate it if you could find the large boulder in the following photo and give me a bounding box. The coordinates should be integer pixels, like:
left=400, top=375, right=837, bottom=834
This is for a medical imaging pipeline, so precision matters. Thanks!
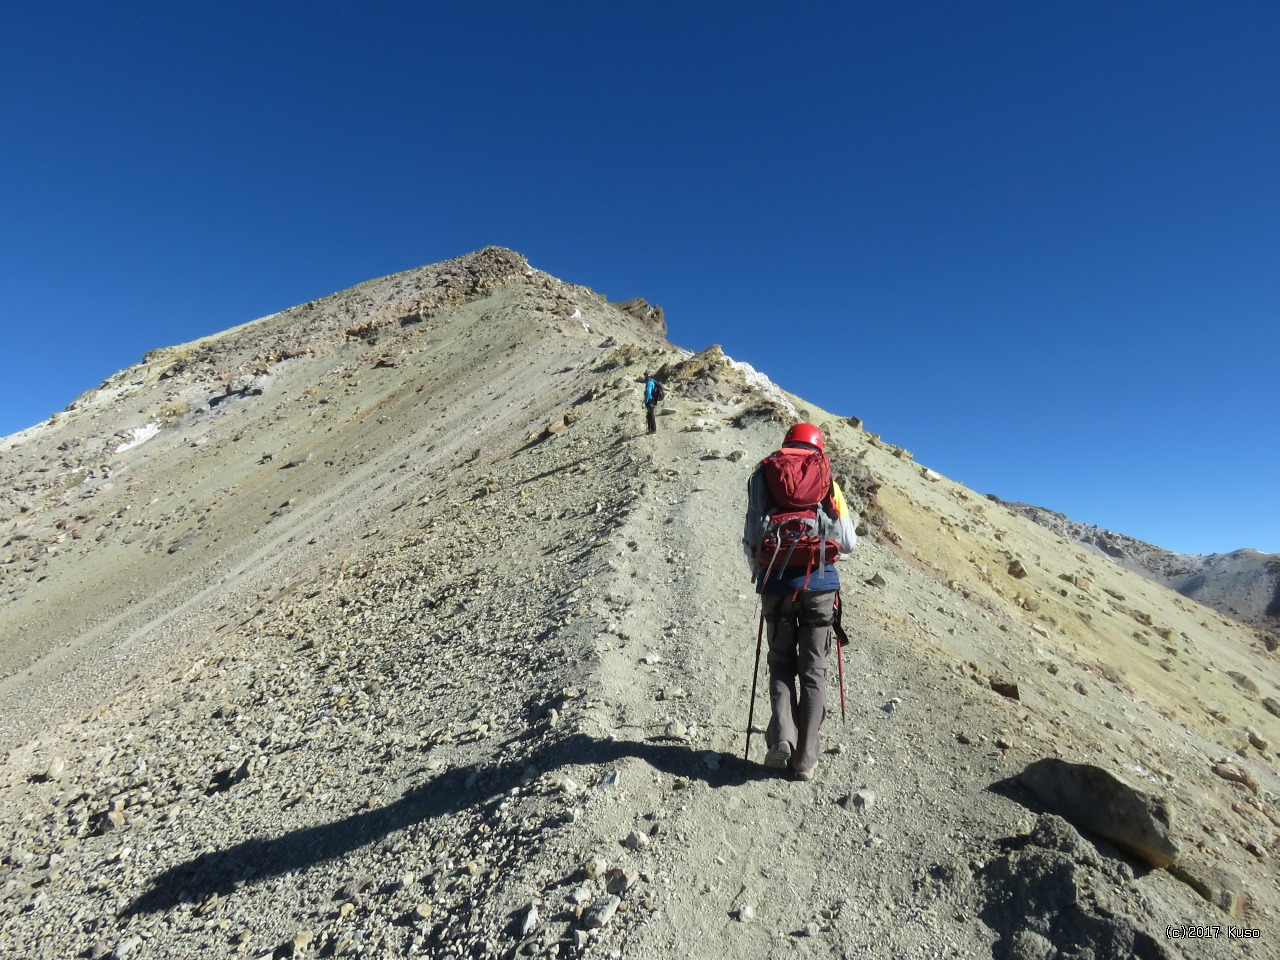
left=1018, top=758, right=1180, bottom=868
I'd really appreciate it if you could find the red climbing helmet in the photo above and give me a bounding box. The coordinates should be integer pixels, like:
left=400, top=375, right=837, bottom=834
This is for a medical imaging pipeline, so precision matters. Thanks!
left=783, top=422, right=824, bottom=451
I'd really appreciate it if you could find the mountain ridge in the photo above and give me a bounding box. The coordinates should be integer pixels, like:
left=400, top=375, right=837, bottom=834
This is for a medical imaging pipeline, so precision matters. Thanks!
left=0, top=248, right=1275, bottom=959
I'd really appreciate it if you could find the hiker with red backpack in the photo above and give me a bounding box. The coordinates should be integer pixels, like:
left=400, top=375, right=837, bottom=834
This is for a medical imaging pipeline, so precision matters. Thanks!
left=742, top=423, right=857, bottom=781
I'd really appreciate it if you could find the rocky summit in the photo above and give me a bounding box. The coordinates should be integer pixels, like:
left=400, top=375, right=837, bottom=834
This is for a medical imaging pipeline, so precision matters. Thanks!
left=0, top=247, right=1276, bottom=960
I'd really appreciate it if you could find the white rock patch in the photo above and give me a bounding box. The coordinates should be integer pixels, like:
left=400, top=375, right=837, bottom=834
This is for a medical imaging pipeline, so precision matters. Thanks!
left=724, top=355, right=800, bottom=419
left=114, top=423, right=160, bottom=453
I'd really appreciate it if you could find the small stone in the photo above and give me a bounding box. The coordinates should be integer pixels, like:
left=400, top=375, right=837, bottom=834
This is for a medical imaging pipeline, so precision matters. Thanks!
left=804, top=922, right=821, bottom=937
left=1262, top=697, right=1280, bottom=719
left=736, top=904, right=755, bottom=922
left=582, top=895, right=621, bottom=929
left=956, top=732, right=972, bottom=745
left=1245, top=729, right=1268, bottom=752
left=1211, top=761, right=1259, bottom=795
left=1007, top=560, right=1028, bottom=579
left=1227, top=671, right=1260, bottom=695
left=341, top=874, right=374, bottom=900
left=989, top=678, right=1020, bottom=701
left=584, top=857, right=608, bottom=880
left=703, top=752, right=721, bottom=770
left=1073, top=681, right=1089, bottom=696
left=605, top=867, right=638, bottom=894
left=520, top=904, right=539, bottom=937
left=45, top=757, right=66, bottom=781
left=292, top=930, right=314, bottom=953
left=339, top=902, right=355, bottom=919
left=641, top=653, right=661, bottom=665
left=570, top=886, right=592, bottom=905
left=663, top=721, right=687, bottom=739
left=622, top=831, right=649, bottom=851
left=412, top=902, right=433, bottom=922
left=1169, top=860, right=1249, bottom=918
left=866, top=573, right=887, bottom=588
left=110, top=935, right=144, bottom=960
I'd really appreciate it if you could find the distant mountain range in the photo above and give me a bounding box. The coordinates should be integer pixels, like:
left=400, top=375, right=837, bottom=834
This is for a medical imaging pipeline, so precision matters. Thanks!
left=995, top=498, right=1280, bottom=641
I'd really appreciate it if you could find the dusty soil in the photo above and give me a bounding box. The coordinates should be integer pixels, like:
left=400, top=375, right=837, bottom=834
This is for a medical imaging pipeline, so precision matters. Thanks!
left=0, top=249, right=1276, bottom=960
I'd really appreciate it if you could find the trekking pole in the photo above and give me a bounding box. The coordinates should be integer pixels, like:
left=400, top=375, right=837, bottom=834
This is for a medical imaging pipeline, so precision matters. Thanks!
left=743, top=603, right=765, bottom=762
left=835, top=630, right=847, bottom=725
left=833, top=594, right=848, bottom=724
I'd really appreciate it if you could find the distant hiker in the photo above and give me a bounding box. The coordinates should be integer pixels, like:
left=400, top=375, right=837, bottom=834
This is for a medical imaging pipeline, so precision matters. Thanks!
left=642, top=369, right=665, bottom=434
left=742, top=423, right=857, bottom=781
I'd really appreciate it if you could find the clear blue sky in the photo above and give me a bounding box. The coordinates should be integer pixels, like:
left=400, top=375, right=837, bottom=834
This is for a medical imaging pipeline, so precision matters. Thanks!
left=2, top=3, right=1277, bottom=554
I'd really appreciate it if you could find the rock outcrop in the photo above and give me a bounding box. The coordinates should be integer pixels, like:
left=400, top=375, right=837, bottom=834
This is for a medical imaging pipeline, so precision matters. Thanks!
left=609, top=297, right=666, bottom=338
left=1018, top=758, right=1180, bottom=868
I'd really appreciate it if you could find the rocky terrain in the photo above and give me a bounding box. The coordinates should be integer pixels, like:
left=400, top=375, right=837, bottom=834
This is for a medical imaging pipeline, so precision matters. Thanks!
left=0, top=248, right=1276, bottom=959
left=999, top=501, right=1280, bottom=641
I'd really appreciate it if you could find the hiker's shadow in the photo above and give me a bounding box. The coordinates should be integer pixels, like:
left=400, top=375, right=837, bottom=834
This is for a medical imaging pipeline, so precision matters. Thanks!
left=123, top=734, right=769, bottom=917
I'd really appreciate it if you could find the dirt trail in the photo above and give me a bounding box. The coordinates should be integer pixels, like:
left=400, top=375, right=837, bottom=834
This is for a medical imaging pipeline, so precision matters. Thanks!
left=581, top=411, right=1014, bottom=958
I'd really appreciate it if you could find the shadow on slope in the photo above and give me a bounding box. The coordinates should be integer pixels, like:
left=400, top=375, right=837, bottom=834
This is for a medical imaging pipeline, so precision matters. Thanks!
left=123, top=734, right=767, bottom=917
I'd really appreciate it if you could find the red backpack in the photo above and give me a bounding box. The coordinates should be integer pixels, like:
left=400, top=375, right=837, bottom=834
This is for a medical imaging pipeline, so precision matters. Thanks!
left=754, top=446, right=840, bottom=583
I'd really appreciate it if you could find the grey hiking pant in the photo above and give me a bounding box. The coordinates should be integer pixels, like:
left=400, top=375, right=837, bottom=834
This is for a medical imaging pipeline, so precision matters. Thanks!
left=764, top=590, right=835, bottom=776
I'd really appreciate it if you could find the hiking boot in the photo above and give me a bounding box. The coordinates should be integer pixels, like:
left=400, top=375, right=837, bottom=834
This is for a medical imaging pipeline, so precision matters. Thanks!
left=789, top=765, right=815, bottom=782
left=764, top=741, right=792, bottom=771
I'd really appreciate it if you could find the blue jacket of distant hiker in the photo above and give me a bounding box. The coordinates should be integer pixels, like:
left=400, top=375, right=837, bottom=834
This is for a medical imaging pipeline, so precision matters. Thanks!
left=644, top=377, right=660, bottom=406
